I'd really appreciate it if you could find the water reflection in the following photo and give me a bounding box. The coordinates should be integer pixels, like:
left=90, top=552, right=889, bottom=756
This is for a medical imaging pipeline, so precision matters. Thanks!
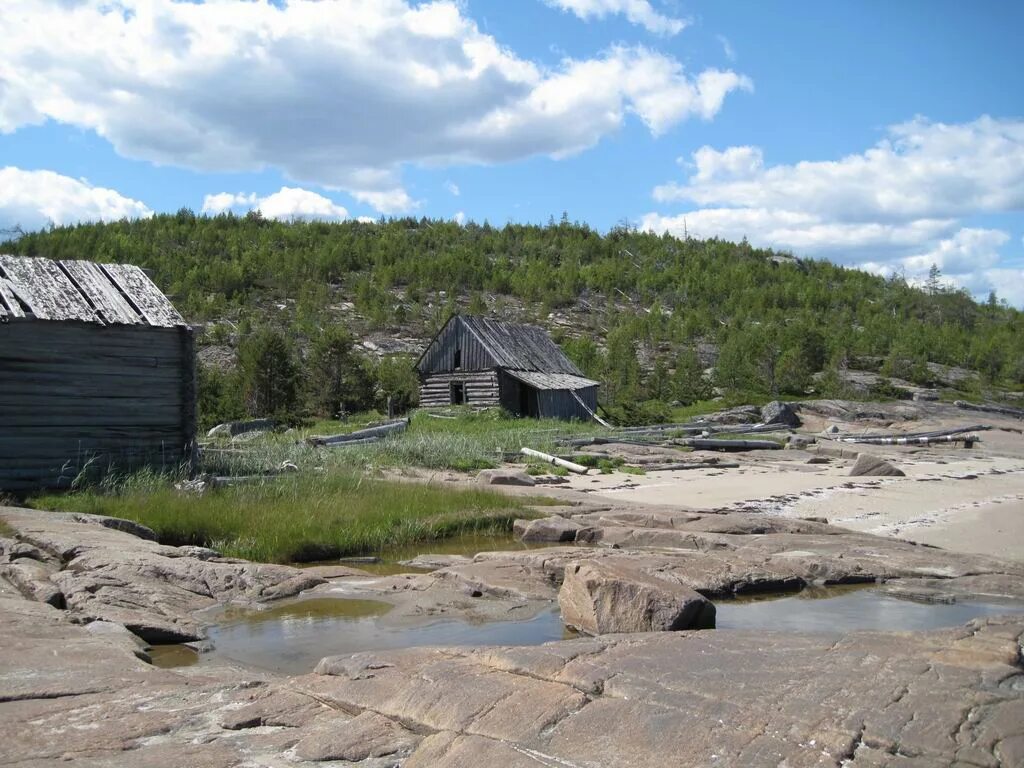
left=184, top=598, right=574, bottom=675
left=716, top=588, right=1020, bottom=633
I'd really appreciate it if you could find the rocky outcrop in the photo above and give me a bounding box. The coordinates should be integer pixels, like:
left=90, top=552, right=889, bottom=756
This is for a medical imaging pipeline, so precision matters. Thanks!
left=850, top=452, right=906, bottom=477
left=0, top=507, right=324, bottom=642
left=762, top=400, right=801, bottom=427
left=558, top=559, right=715, bottom=633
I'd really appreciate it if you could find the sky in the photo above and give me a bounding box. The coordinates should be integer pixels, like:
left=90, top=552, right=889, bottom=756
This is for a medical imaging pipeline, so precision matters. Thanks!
left=1, top=0, right=1023, bottom=304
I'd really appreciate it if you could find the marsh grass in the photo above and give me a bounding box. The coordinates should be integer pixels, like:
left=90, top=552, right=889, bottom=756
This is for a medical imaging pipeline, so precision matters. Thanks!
left=30, top=471, right=541, bottom=563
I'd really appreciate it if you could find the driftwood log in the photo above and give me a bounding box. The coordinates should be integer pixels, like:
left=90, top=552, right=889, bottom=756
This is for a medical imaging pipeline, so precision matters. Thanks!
left=954, top=400, right=1024, bottom=419
left=520, top=447, right=589, bottom=474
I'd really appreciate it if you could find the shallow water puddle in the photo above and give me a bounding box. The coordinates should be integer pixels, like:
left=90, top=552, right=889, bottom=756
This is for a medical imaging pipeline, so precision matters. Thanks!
left=152, top=597, right=575, bottom=675
left=716, top=586, right=1021, bottom=634
left=150, top=586, right=1023, bottom=676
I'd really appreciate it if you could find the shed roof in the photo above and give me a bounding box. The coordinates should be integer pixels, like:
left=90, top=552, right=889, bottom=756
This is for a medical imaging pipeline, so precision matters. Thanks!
left=504, top=370, right=599, bottom=391
left=455, top=315, right=586, bottom=376
left=0, top=255, right=186, bottom=327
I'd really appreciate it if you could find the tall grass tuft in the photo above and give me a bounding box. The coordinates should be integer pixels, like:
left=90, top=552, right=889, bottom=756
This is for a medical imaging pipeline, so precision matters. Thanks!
left=29, top=471, right=539, bottom=563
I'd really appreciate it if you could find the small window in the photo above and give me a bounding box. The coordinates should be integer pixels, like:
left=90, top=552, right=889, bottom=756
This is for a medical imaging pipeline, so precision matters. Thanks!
left=454, top=348, right=462, bottom=370
left=450, top=382, right=465, bottom=405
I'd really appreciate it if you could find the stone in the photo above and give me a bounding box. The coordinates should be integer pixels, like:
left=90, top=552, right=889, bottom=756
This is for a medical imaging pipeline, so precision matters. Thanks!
left=558, top=559, right=715, bottom=634
left=476, top=469, right=536, bottom=487
left=513, top=516, right=597, bottom=543
left=786, top=435, right=815, bottom=449
left=806, top=456, right=831, bottom=464
left=850, top=453, right=906, bottom=477
left=762, top=400, right=801, bottom=427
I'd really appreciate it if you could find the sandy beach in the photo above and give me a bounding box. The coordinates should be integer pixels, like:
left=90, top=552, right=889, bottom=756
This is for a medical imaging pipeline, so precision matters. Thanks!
left=559, top=414, right=1024, bottom=561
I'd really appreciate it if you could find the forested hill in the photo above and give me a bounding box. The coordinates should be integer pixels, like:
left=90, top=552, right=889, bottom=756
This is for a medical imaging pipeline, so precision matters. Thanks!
left=3, top=212, right=1022, bottom=424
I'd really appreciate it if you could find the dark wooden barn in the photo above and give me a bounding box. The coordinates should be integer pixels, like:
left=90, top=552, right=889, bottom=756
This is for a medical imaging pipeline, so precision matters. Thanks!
left=416, top=315, right=600, bottom=420
left=0, top=255, right=196, bottom=492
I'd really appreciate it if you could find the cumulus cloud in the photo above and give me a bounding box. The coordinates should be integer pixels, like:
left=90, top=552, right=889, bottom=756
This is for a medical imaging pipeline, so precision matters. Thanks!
left=0, top=167, right=152, bottom=231
left=0, top=0, right=746, bottom=213
left=543, top=0, right=688, bottom=35
left=454, top=210, right=466, bottom=225
left=643, top=116, right=1024, bottom=303
left=201, top=187, right=348, bottom=221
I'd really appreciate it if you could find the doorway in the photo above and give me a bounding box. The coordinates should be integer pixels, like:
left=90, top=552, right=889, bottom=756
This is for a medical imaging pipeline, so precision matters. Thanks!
left=450, top=382, right=465, bottom=405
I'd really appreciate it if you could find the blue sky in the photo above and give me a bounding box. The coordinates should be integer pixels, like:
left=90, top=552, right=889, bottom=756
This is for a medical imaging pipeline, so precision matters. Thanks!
left=2, top=0, right=1023, bottom=303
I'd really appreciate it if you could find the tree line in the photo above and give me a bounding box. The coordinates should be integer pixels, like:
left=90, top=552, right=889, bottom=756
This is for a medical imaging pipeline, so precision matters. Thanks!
left=4, top=211, right=1021, bottom=425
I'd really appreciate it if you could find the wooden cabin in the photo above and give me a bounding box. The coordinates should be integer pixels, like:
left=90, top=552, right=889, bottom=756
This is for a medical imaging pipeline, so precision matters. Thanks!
left=416, top=315, right=599, bottom=420
left=0, top=255, right=196, bottom=492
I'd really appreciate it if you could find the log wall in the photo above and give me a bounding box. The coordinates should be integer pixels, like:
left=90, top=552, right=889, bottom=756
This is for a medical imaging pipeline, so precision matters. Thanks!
left=0, top=320, right=196, bottom=492
left=419, top=372, right=500, bottom=408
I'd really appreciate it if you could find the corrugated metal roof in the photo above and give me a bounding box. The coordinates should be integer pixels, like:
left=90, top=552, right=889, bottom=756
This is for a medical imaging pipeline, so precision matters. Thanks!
left=0, top=255, right=186, bottom=327
left=504, top=370, right=600, bottom=391
left=458, top=315, right=585, bottom=375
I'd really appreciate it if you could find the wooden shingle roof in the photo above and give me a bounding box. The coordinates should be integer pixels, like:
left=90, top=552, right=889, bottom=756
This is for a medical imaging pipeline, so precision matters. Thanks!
left=0, top=255, right=186, bottom=327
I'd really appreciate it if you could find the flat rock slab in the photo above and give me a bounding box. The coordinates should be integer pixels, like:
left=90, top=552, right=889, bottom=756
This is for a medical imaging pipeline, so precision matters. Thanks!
left=293, top=615, right=1024, bottom=767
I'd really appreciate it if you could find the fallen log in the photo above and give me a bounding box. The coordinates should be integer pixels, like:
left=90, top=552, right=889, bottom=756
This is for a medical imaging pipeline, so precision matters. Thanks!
left=643, top=462, right=741, bottom=472
left=521, top=447, right=589, bottom=474
left=307, top=418, right=408, bottom=446
left=207, top=418, right=275, bottom=438
left=837, top=434, right=980, bottom=446
left=672, top=438, right=782, bottom=451
left=954, top=400, right=1024, bottom=419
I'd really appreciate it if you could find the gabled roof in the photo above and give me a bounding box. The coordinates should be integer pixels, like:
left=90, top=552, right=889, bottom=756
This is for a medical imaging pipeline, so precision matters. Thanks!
left=459, top=315, right=586, bottom=375
left=0, top=255, right=186, bottom=327
left=417, top=314, right=596, bottom=388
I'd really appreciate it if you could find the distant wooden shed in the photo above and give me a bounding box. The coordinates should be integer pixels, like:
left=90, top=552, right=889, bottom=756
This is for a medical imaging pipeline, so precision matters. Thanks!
left=415, top=315, right=599, bottom=420
left=0, top=255, right=195, bottom=492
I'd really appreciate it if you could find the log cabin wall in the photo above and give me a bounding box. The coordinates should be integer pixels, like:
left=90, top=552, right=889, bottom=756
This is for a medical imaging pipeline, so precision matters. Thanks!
left=0, top=320, right=196, bottom=492
left=419, top=371, right=500, bottom=408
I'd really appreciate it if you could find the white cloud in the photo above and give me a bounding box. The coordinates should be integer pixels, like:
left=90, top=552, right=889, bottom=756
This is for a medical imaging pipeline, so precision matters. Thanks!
left=350, top=188, right=417, bottom=215
left=445, top=180, right=461, bottom=197
left=0, top=0, right=746, bottom=213
left=544, top=0, right=688, bottom=35
left=654, top=116, right=1024, bottom=221
left=0, top=167, right=152, bottom=231
left=644, top=116, right=1024, bottom=304
left=202, top=187, right=348, bottom=221
left=454, top=210, right=466, bottom=225
left=717, top=35, right=736, bottom=62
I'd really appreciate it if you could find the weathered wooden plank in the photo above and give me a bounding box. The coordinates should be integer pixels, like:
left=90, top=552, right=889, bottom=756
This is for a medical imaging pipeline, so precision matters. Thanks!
left=0, top=278, right=25, bottom=317
left=58, top=260, right=143, bottom=325
left=101, top=263, right=185, bottom=327
left=0, top=255, right=100, bottom=322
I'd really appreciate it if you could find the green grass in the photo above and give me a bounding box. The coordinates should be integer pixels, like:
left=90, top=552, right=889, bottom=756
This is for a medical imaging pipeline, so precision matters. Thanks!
left=29, top=471, right=542, bottom=563
left=197, top=407, right=615, bottom=476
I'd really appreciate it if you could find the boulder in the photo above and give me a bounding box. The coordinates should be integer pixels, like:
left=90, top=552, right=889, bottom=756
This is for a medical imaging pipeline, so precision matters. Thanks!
left=849, top=453, right=906, bottom=477
left=513, top=516, right=598, bottom=543
left=762, top=400, right=801, bottom=428
left=558, top=559, right=715, bottom=634
left=476, top=469, right=536, bottom=487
